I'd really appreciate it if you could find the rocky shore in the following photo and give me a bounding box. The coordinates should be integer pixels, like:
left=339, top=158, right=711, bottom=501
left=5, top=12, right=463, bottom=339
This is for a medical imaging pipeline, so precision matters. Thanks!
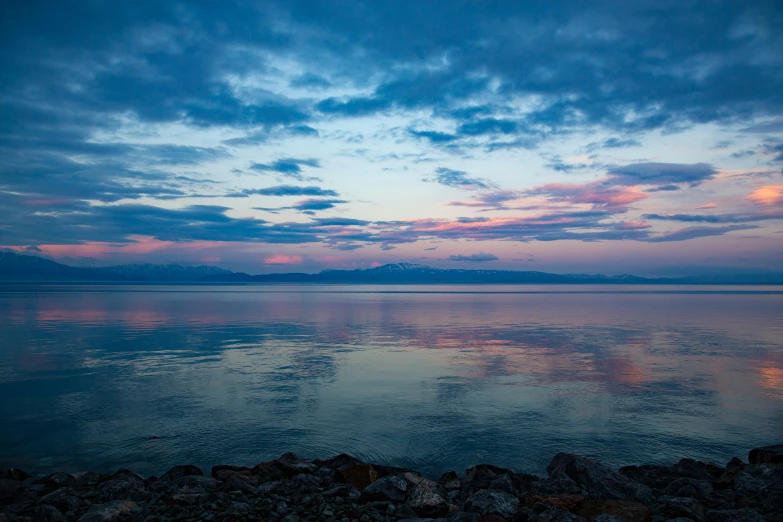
left=1, top=445, right=781, bottom=522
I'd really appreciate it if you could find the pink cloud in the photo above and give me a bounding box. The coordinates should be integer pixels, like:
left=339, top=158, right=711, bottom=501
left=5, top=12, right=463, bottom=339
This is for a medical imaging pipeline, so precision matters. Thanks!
left=696, top=203, right=718, bottom=209
left=747, top=185, right=783, bottom=206
left=528, top=181, right=648, bottom=208
left=263, top=254, right=303, bottom=265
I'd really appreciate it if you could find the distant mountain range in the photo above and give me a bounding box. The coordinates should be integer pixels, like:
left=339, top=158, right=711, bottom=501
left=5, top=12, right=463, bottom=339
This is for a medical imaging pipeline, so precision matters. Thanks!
left=1, top=251, right=782, bottom=284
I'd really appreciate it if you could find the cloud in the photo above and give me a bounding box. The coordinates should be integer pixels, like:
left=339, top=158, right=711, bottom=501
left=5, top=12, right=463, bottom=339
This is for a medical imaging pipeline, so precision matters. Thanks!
left=427, top=168, right=497, bottom=190
left=263, top=254, right=303, bottom=265
left=447, top=252, right=499, bottom=262
left=293, top=198, right=347, bottom=211
left=607, top=163, right=717, bottom=187
left=249, top=158, right=322, bottom=180
left=644, top=211, right=783, bottom=223
left=526, top=182, right=648, bottom=208
left=230, top=185, right=339, bottom=197
left=642, top=225, right=758, bottom=243
left=747, top=186, right=783, bottom=206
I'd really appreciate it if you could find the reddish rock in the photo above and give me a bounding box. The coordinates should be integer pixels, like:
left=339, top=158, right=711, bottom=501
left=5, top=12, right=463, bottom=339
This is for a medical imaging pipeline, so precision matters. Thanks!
left=337, top=464, right=378, bottom=492
left=573, top=499, right=651, bottom=522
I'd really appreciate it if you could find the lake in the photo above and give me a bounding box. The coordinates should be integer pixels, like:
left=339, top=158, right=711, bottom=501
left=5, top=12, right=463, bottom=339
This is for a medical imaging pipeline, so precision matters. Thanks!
left=1, top=284, right=782, bottom=478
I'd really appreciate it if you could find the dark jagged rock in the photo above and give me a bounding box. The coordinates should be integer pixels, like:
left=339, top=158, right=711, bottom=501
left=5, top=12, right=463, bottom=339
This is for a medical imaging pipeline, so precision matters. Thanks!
left=438, top=471, right=461, bottom=491
left=338, top=464, right=380, bottom=492
left=749, top=444, right=783, bottom=465
left=657, top=495, right=706, bottom=521
left=464, top=489, right=519, bottom=519
left=0, top=470, right=29, bottom=482
left=548, top=453, right=654, bottom=505
left=360, top=475, right=408, bottom=503
left=705, top=507, right=766, bottom=521
left=2, top=445, right=780, bottom=522
left=406, top=479, right=449, bottom=517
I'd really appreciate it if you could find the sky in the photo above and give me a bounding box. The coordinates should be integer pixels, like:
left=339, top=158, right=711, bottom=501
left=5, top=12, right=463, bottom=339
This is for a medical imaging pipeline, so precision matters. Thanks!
left=1, top=0, right=783, bottom=276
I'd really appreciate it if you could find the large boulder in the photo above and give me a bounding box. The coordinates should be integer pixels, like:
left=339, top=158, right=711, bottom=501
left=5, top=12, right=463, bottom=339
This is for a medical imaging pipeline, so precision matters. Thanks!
left=464, top=489, right=519, bottom=519
left=211, top=464, right=253, bottom=482
left=619, top=459, right=720, bottom=491
left=462, top=465, right=510, bottom=493
left=657, top=495, right=706, bottom=522
left=547, top=453, right=654, bottom=505
left=38, top=487, right=82, bottom=513
left=406, top=479, right=449, bottom=517
left=337, top=464, right=378, bottom=491
left=359, top=474, right=408, bottom=503
left=749, top=444, right=783, bottom=465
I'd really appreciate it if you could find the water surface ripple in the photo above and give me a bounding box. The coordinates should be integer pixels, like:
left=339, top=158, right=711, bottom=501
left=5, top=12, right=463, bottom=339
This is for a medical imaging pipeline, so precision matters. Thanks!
left=1, top=284, right=782, bottom=478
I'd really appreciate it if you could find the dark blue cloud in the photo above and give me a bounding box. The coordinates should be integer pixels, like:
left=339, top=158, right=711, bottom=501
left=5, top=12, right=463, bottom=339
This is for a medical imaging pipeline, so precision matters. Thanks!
left=642, top=225, right=758, bottom=243
left=427, top=168, right=497, bottom=190
left=607, top=163, right=717, bottom=187
left=644, top=211, right=783, bottom=223
left=230, top=185, right=339, bottom=197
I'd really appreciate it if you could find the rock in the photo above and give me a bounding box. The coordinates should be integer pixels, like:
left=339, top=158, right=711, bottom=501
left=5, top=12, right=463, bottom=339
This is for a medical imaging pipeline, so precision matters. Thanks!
left=619, top=460, right=719, bottom=492
left=657, top=495, right=706, bottom=522
left=33, top=504, right=68, bottom=522
left=748, top=444, right=783, bottom=465
left=159, top=464, right=203, bottom=481
left=211, top=464, right=253, bottom=482
left=406, top=479, right=449, bottom=517
left=438, top=472, right=461, bottom=491
left=464, top=490, right=519, bottom=519
left=279, top=452, right=318, bottom=473
left=488, top=474, right=514, bottom=494
left=662, top=477, right=714, bottom=500
left=258, top=480, right=287, bottom=495
left=39, top=487, right=82, bottom=513
left=95, top=474, right=150, bottom=502
left=1, top=468, right=30, bottom=481
left=323, top=484, right=361, bottom=498
left=445, top=512, right=481, bottom=522
left=36, top=472, right=76, bottom=491
left=315, top=454, right=366, bottom=470
left=375, top=464, right=415, bottom=478
left=73, top=471, right=111, bottom=488
left=536, top=508, right=587, bottom=522
left=547, top=454, right=654, bottom=505
left=219, top=474, right=258, bottom=495
left=705, top=508, right=766, bottom=522
left=359, top=475, right=408, bottom=503
left=339, top=464, right=379, bottom=492
left=463, top=465, right=510, bottom=493
left=0, top=478, right=21, bottom=499
left=529, top=475, right=582, bottom=496
left=292, top=473, right=321, bottom=492
left=403, top=472, right=424, bottom=487
left=592, top=516, right=628, bottom=522
left=77, top=500, right=140, bottom=522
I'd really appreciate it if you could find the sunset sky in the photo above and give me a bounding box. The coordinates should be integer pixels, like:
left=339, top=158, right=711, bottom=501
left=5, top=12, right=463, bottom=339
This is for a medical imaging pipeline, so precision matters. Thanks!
left=2, top=1, right=783, bottom=275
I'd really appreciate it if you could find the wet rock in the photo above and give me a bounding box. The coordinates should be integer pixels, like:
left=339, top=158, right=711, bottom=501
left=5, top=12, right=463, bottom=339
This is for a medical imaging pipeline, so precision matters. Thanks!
left=619, top=460, right=719, bottom=492
left=748, top=444, right=783, bottom=465
left=464, top=490, right=519, bottom=519
left=95, top=473, right=150, bottom=502
left=218, top=474, right=258, bottom=495
left=529, top=475, right=582, bottom=497
left=657, top=495, right=706, bottom=522
left=279, top=452, right=318, bottom=473
left=39, top=487, right=82, bottom=513
left=445, top=512, right=481, bottom=522
left=662, top=477, right=714, bottom=501
left=592, top=516, right=628, bottom=522
left=323, top=484, right=361, bottom=498
left=375, top=464, right=415, bottom=478
left=547, top=454, right=654, bottom=505
left=535, top=508, right=587, bottom=522
left=36, top=472, right=76, bottom=491
left=159, top=464, right=203, bottom=481
left=339, top=464, right=380, bottom=492
left=526, top=494, right=583, bottom=512
left=0, top=479, right=21, bottom=499
left=406, top=479, right=449, bottom=518
left=211, top=464, right=253, bottom=482
left=315, top=453, right=366, bottom=470
left=488, top=474, right=514, bottom=494
left=705, top=508, right=766, bottom=522
left=73, top=471, right=111, bottom=488
left=438, top=472, right=461, bottom=491
left=77, top=500, right=139, bottom=522
left=33, top=504, right=68, bottom=522
left=463, top=465, right=510, bottom=493
left=258, top=480, right=287, bottom=496
left=403, top=472, right=424, bottom=487
left=292, top=473, right=321, bottom=492
left=1, top=469, right=30, bottom=482
left=359, top=475, right=408, bottom=503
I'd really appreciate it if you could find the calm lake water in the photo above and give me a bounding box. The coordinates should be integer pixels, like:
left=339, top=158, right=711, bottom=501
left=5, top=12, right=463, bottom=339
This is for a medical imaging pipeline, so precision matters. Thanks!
left=1, top=284, right=782, bottom=478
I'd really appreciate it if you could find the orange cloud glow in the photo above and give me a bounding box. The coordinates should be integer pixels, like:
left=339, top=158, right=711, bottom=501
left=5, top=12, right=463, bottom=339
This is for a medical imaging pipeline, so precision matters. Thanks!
left=747, top=185, right=783, bottom=206
left=263, top=254, right=303, bottom=265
